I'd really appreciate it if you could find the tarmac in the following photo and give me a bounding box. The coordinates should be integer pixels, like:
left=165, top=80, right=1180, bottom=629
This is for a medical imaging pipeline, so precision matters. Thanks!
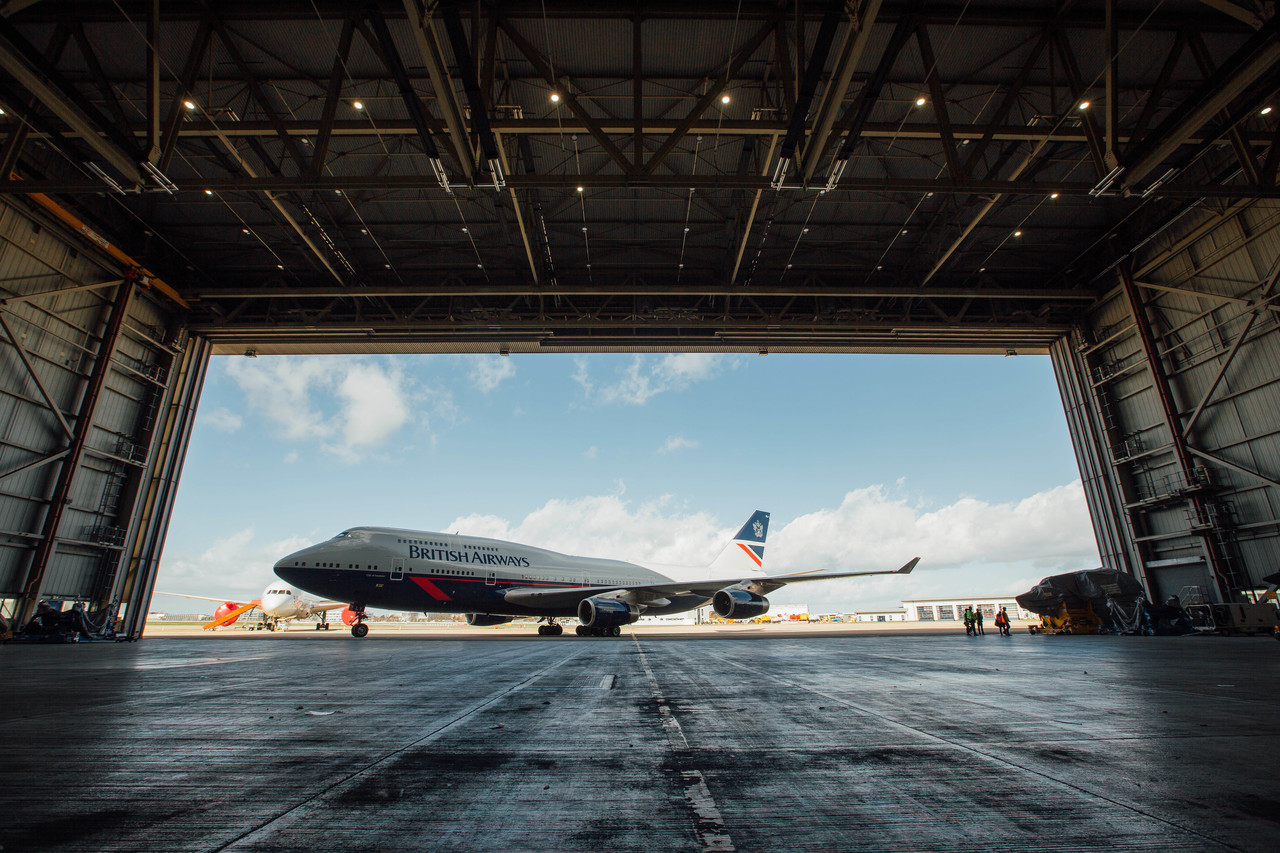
left=2, top=625, right=1278, bottom=852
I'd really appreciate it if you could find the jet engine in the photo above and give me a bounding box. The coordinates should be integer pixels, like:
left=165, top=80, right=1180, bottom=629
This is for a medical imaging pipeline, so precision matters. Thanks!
left=341, top=606, right=360, bottom=626
left=465, top=613, right=514, bottom=626
left=212, top=601, right=242, bottom=625
left=577, top=597, right=641, bottom=628
left=712, top=588, right=769, bottom=620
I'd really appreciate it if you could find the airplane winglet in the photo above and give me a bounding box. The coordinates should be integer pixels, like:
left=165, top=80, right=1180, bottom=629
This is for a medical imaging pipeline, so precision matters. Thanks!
left=896, top=558, right=920, bottom=574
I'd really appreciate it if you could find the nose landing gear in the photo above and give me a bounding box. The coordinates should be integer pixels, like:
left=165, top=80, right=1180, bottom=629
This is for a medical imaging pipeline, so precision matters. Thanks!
left=348, top=604, right=369, bottom=638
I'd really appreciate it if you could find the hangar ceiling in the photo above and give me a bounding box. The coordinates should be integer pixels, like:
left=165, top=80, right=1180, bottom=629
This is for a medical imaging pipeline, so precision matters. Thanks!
left=0, top=0, right=1277, bottom=354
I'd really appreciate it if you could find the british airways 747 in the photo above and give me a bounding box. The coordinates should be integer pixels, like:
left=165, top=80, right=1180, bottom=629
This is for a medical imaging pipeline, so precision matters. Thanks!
left=273, top=511, right=918, bottom=637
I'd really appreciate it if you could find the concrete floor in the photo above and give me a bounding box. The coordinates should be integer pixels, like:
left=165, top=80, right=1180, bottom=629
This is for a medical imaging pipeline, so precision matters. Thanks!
left=2, top=632, right=1277, bottom=852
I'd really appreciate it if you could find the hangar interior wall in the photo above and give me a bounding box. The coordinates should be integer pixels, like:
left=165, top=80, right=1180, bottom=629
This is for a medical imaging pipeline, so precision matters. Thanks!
left=1053, top=199, right=1280, bottom=603
left=0, top=198, right=203, bottom=634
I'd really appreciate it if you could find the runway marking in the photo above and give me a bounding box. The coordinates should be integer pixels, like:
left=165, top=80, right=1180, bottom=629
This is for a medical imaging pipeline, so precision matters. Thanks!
left=633, top=635, right=735, bottom=853
left=701, top=649, right=1249, bottom=853
left=207, top=645, right=588, bottom=853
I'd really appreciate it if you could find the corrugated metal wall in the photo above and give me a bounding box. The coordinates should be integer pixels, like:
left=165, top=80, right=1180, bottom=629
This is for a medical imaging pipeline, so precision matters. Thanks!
left=0, top=198, right=201, bottom=636
left=1054, top=199, right=1280, bottom=603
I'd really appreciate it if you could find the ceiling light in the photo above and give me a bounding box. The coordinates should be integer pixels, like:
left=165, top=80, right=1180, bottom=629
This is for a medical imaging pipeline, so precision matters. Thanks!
left=1013, top=230, right=1022, bottom=237
left=786, top=264, right=793, bottom=269
left=385, top=264, right=391, bottom=269
left=876, top=265, right=883, bottom=270
left=183, top=100, right=196, bottom=111
left=550, top=92, right=561, bottom=103
left=901, top=229, right=908, bottom=234
left=335, top=190, right=342, bottom=195
left=0, top=108, right=6, bottom=115
left=576, top=186, right=584, bottom=193
left=352, top=100, right=364, bottom=110
left=477, top=263, right=483, bottom=269
left=720, top=94, right=731, bottom=105
left=276, top=263, right=283, bottom=269
left=361, top=228, right=368, bottom=234
left=802, top=227, right=809, bottom=233
left=204, top=189, right=213, bottom=195
left=979, top=267, right=986, bottom=272
left=915, top=96, right=926, bottom=107
left=1262, top=106, right=1273, bottom=116
left=241, top=228, right=250, bottom=234
left=1078, top=100, right=1090, bottom=110
left=1050, top=192, right=1059, bottom=199
left=461, top=227, right=468, bottom=232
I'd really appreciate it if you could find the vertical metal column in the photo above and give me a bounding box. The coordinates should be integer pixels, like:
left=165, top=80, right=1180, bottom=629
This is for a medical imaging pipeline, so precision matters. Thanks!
left=16, top=281, right=133, bottom=625
left=1119, top=263, right=1233, bottom=598
left=1049, top=335, right=1142, bottom=580
left=116, top=335, right=210, bottom=639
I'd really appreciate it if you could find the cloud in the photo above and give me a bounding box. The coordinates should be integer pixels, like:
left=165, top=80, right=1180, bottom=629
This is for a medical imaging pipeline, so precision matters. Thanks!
left=202, top=407, right=242, bottom=433
left=447, top=482, right=1099, bottom=611
left=224, top=356, right=416, bottom=462
left=583, top=445, right=598, bottom=459
left=156, top=527, right=314, bottom=602
left=283, top=451, right=299, bottom=464
left=469, top=356, right=516, bottom=393
left=573, top=354, right=739, bottom=405
left=658, top=435, right=698, bottom=454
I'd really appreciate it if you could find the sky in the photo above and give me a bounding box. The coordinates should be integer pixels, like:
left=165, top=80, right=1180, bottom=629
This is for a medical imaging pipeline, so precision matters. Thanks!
left=154, top=352, right=1101, bottom=614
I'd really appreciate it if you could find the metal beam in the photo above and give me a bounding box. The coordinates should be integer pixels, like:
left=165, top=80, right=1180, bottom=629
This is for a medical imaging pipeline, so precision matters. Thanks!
left=17, top=282, right=132, bottom=626
left=310, top=16, right=357, bottom=176
left=403, top=0, right=475, bottom=181
left=1120, top=13, right=1280, bottom=191
left=0, top=310, right=75, bottom=439
left=776, top=1, right=844, bottom=180
left=799, top=0, right=883, bottom=185
left=0, top=24, right=143, bottom=185
left=639, top=18, right=775, bottom=176
left=831, top=0, right=919, bottom=162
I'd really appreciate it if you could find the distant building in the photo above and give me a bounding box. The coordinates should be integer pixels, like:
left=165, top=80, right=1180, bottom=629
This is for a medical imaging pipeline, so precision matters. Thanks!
left=902, top=597, right=1033, bottom=622
left=852, top=609, right=907, bottom=622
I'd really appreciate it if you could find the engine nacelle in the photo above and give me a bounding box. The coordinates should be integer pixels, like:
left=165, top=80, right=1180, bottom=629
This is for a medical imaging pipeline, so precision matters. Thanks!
left=465, top=613, right=514, bottom=627
left=713, top=588, right=770, bottom=620
left=212, top=602, right=242, bottom=625
left=578, top=597, right=641, bottom=628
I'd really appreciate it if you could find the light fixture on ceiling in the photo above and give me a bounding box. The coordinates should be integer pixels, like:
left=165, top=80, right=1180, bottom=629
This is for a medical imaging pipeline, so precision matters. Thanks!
left=576, top=186, right=584, bottom=193
left=1013, top=230, right=1022, bottom=237
left=721, top=94, right=731, bottom=105
left=550, top=92, right=561, bottom=103
left=352, top=100, right=364, bottom=110
left=1078, top=100, right=1090, bottom=110
left=183, top=100, right=196, bottom=111
left=915, top=96, right=926, bottom=107
left=1262, top=106, right=1273, bottom=116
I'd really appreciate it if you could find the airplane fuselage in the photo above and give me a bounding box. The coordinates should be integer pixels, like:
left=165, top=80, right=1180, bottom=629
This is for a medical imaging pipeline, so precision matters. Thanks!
left=274, top=527, right=709, bottom=617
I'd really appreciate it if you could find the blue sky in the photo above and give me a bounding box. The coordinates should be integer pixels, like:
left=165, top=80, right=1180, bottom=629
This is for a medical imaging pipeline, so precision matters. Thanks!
left=155, top=353, right=1100, bottom=613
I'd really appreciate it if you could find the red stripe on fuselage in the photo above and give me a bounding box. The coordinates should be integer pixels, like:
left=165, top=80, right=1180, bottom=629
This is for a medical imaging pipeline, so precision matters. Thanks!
left=737, top=542, right=763, bottom=566
left=411, top=577, right=452, bottom=601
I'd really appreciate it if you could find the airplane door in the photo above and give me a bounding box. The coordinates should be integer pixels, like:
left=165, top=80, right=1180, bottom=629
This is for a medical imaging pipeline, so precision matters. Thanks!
left=391, top=558, right=404, bottom=581
left=485, top=571, right=496, bottom=586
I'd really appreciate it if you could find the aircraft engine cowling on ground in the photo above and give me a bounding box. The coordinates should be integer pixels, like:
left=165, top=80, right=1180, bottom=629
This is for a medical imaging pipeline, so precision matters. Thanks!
left=341, top=607, right=360, bottom=626
left=577, top=597, right=641, bottom=628
left=213, top=602, right=241, bottom=624
left=713, top=588, right=770, bottom=620
left=465, top=613, right=514, bottom=626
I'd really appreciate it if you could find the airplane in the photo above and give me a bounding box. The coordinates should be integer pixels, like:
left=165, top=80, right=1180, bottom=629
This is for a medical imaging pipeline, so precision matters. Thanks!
left=155, top=584, right=356, bottom=632
left=273, top=510, right=918, bottom=638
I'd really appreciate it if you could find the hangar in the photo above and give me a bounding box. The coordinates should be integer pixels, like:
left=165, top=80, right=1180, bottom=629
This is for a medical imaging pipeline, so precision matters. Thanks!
left=0, top=0, right=1278, bottom=638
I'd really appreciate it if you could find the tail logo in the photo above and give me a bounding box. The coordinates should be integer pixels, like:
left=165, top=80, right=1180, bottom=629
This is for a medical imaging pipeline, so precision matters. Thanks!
left=753, top=519, right=765, bottom=539
left=738, top=542, right=765, bottom=567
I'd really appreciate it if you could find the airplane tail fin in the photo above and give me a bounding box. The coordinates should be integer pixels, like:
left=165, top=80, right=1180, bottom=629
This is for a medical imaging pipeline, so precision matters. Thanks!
left=708, top=510, right=770, bottom=576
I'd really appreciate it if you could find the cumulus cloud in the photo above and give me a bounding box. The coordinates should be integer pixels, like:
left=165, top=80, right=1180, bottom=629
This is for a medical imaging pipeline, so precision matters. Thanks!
left=447, top=482, right=1099, bottom=611
left=202, top=407, right=242, bottom=433
left=574, top=354, right=739, bottom=405
left=658, top=435, right=698, bottom=454
left=156, top=527, right=314, bottom=603
left=469, top=356, right=515, bottom=393
left=224, top=356, right=416, bottom=462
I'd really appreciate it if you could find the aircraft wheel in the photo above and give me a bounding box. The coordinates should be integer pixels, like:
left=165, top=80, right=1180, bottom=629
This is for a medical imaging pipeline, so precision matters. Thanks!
left=315, top=623, right=321, bottom=630
left=351, top=623, right=369, bottom=638
left=553, top=624, right=564, bottom=636
left=537, top=625, right=548, bottom=636
left=575, top=625, right=586, bottom=636
left=265, top=622, right=275, bottom=632
left=610, top=626, right=621, bottom=637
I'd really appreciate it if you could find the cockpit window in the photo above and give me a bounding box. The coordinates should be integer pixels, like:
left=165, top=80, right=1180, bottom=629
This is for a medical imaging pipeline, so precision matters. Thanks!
left=335, top=531, right=353, bottom=539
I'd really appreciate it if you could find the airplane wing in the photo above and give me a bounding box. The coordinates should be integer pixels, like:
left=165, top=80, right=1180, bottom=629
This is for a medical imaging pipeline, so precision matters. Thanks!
left=201, top=600, right=261, bottom=630
left=502, top=558, right=919, bottom=609
left=309, top=602, right=350, bottom=614
left=157, top=591, right=238, bottom=604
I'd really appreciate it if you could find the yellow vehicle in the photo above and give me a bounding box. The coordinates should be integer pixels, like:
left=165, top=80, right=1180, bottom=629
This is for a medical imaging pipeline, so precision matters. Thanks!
left=1027, top=602, right=1105, bottom=634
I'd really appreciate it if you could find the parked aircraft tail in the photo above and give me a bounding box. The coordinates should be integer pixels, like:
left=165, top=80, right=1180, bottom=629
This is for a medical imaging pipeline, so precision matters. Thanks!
left=707, top=510, right=770, bottom=575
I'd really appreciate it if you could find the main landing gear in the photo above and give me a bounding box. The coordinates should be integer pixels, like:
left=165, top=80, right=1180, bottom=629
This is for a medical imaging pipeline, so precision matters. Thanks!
left=537, top=618, right=564, bottom=636
left=575, top=625, right=622, bottom=637
left=349, top=604, right=369, bottom=638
